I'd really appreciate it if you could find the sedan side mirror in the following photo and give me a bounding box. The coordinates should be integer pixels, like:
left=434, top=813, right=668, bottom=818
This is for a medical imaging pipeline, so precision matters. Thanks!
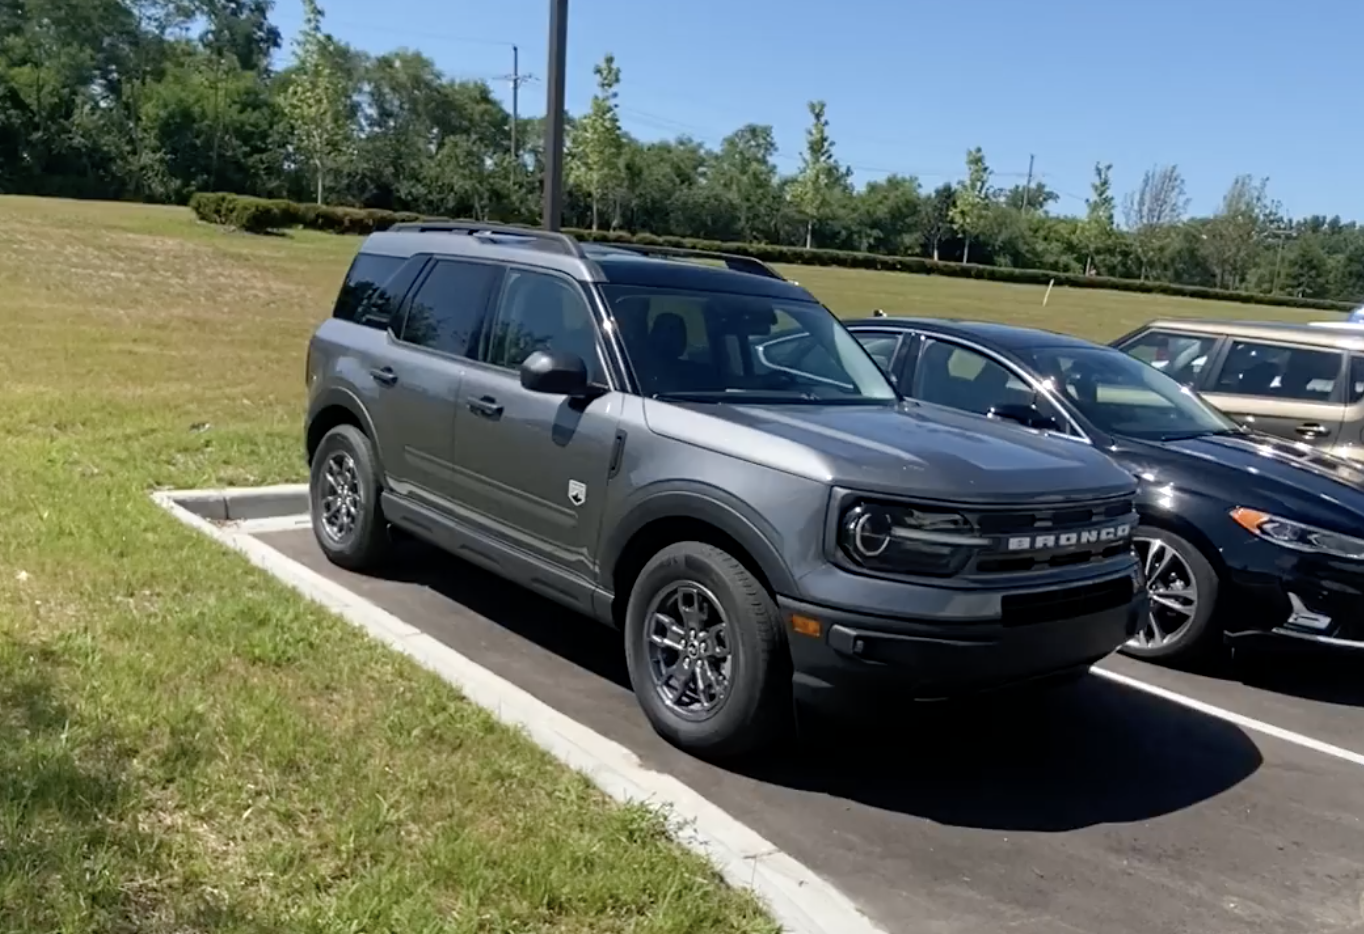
left=520, top=349, right=592, bottom=397
left=988, top=400, right=1061, bottom=433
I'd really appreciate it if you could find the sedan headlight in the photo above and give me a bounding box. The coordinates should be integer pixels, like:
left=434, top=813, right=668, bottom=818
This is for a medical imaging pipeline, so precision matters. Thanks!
left=840, top=501, right=988, bottom=576
left=1230, top=507, right=1364, bottom=561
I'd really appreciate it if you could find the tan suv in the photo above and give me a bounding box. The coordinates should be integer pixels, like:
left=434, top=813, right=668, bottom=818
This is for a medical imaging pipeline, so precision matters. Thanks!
left=1111, top=319, right=1364, bottom=462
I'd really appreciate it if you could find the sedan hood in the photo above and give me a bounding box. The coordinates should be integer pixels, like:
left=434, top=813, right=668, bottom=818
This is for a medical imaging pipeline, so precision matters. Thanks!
left=1121, top=431, right=1364, bottom=529
left=643, top=398, right=1136, bottom=505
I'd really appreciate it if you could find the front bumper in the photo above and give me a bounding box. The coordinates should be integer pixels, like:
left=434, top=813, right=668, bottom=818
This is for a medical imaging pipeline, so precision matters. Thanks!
left=781, top=574, right=1145, bottom=712
left=1220, top=545, right=1364, bottom=651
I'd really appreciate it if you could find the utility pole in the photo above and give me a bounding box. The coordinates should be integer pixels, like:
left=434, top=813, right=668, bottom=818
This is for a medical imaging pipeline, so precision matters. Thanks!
left=499, top=45, right=536, bottom=179
left=1021, top=153, right=1035, bottom=213
left=542, top=0, right=568, bottom=230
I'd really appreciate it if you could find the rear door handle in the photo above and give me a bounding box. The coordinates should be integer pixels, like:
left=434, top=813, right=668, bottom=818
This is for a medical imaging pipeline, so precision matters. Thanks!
left=467, top=395, right=503, bottom=419
left=369, top=366, right=398, bottom=387
left=1295, top=422, right=1329, bottom=437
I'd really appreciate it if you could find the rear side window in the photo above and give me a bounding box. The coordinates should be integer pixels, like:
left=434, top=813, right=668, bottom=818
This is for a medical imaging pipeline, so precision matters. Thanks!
left=332, top=252, right=404, bottom=326
left=397, top=260, right=502, bottom=358
left=1211, top=340, right=1343, bottom=402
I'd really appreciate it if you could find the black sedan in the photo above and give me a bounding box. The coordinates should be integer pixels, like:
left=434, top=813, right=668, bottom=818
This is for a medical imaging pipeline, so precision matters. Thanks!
left=757, top=314, right=1364, bottom=664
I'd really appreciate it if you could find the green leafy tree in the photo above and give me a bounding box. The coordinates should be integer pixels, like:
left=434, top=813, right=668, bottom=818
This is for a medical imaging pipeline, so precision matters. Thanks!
left=1202, top=174, right=1271, bottom=290
left=280, top=0, right=351, bottom=203
left=787, top=100, right=850, bottom=249
left=566, top=52, right=625, bottom=231
left=948, top=146, right=991, bottom=264
left=922, top=183, right=956, bottom=261
left=1122, top=164, right=1189, bottom=280
left=1081, top=162, right=1115, bottom=275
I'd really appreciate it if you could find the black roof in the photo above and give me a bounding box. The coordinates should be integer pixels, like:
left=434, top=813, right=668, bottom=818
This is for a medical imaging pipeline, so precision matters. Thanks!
left=843, top=315, right=1108, bottom=353
left=585, top=247, right=814, bottom=301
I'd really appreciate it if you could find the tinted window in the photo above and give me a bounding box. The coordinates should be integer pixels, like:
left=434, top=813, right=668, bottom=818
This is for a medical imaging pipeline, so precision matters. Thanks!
left=332, top=252, right=404, bottom=326
left=1120, top=329, right=1217, bottom=385
left=851, top=332, right=902, bottom=371
left=1211, top=340, right=1343, bottom=402
left=1352, top=357, right=1364, bottom=404
left=1020, top=345, right=1238, bottom=441
left=483, top=269, right=605, bottom=382
left=398, top=260, right=500, bottom=357
left=914, top=340, right=1039, bottom=417
left=603, top=285, right=897, bottom=403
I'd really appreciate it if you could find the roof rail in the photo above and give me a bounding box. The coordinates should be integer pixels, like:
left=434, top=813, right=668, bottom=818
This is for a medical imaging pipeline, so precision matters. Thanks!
left=386, top=219, right=586, bottom=258
left=595, top=242, right=786, bottom=281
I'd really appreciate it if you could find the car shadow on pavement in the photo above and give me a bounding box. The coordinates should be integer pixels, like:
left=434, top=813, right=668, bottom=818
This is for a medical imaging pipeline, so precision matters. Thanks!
left=370, top=536, right=1263, bottom=834
left=1216, top=649, right=1364, bottom=709
left=743, top=677, right=1264, bottom=832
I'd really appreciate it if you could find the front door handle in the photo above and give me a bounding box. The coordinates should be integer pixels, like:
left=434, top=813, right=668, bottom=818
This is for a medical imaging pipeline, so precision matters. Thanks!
left=1295, top=422, right=1330, bottom=438
left=467, top=395, right=503, bottom=419
left=369, top=366, right=398, bottom=387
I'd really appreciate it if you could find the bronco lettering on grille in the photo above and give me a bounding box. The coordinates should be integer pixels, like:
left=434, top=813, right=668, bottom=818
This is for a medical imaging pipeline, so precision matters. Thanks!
left=1005, top=523, right=1132, bottom=552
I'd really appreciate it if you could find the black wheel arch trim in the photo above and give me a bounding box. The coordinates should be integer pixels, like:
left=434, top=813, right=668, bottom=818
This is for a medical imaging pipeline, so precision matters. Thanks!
left=306, top=387, right=385, bottom=478
left=600, top=483, right=800, bottom=598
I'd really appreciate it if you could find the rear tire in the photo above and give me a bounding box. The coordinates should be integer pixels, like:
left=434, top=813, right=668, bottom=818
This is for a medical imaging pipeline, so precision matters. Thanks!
left=623, top=542, right=791, bottom=759
left=309, top=424, right=391, bottom=572
left=1120, top=525, right=1220, bottom=665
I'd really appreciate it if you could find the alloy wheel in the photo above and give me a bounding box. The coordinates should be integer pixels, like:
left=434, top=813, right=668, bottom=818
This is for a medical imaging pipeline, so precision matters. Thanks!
left=1128, top=535, right=1200, bottom=649
left=644, top=581, right=733, bottom=721
left=319, top=450, right=362, bottom=543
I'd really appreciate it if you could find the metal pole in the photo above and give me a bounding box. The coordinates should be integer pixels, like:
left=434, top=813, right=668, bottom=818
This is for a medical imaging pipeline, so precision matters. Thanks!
left=542, top=0, right=568, bottom=230
left=510, top=44, right=519, bottom=167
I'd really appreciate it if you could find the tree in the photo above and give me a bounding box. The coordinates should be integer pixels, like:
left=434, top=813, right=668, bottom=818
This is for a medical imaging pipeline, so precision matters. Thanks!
left=1201, top=174, right=1271, bottom=291
left=1081, top=162, right=1115, bottom=275
left=279, top=0, right=351, bottom=203
left=787, top=100, right=849, bottom=249
left=565, top=52, right=625, bottom=231
left=709, top=123, right=781, bottom=242
left=922, top=184, right=956, bottom=261
left=1122, top=164, right=1189, bottom=280
left=948, top=147, right=991, bottom=264
left=855, top=174, right=923, bottom=255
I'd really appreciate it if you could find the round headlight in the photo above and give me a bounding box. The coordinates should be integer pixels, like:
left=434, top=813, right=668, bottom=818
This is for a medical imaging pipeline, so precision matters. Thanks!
left=846, top=507, right=892, bottom=557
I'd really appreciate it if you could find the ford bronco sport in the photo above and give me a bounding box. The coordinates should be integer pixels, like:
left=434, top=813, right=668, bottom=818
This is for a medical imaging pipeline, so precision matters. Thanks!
left=304, top=222, right=1147, bottom=758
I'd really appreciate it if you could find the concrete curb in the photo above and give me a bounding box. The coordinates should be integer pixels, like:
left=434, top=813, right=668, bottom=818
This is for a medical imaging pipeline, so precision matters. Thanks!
left=151, top=484, right=891, bottom=934
left=159, top=482, right=309, bottom=521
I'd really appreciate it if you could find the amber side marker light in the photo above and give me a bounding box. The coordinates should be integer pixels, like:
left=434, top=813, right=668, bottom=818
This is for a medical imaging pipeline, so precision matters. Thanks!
left=1230, top=507, right=1270, bottom=533
left=790, top=614, right=822, bottom=638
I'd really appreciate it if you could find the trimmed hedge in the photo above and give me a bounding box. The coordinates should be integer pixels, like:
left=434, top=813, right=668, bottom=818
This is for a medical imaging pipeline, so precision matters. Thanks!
left=188, top=191, right=1355, bottom=313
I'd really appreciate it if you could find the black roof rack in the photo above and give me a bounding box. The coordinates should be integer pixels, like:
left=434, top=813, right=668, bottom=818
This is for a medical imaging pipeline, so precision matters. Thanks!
left=592, top=242, right=785, bottom=281
left=386, top=219, right=586, bottom=258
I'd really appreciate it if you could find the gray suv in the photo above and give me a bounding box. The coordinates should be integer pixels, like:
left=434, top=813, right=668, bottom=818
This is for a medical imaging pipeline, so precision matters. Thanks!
left=304, top=222, right=1147, bottom=758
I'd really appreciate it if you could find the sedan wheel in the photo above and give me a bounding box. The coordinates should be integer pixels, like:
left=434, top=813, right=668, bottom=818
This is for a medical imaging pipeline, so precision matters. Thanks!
left=1121, top=526, right=1219, bottom=664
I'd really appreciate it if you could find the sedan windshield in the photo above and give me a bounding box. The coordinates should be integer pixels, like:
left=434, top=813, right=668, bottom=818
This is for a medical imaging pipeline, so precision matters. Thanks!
left=1019, top=345, right=1241, bottom=441
left=601, top=284, right=898, bottom=404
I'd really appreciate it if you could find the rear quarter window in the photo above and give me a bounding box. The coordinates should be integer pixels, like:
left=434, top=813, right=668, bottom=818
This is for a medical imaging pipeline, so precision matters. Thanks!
left=332, top=252, right=405, bottom=327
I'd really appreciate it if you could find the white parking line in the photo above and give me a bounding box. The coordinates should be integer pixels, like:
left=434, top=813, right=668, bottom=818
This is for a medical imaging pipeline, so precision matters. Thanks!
left=1091, top=666, right=1364, bottom=768
left=152, top=493, right=890, bottom=934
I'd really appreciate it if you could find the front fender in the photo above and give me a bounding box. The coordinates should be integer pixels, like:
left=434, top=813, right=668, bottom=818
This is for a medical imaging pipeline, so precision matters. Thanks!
left=600, top=481, right=800, bottom=597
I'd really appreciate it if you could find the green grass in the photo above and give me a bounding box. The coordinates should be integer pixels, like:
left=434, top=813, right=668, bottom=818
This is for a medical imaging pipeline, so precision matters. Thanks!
left=777, top=264, right=1338, bottom=339
left=0, top=195, right=779, bottom=933
left=0, top=194, right=1335, bottom=932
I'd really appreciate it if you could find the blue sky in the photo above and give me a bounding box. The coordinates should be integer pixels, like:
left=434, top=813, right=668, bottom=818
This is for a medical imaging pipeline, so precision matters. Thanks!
left=270, top=0, right=1360, bottom=222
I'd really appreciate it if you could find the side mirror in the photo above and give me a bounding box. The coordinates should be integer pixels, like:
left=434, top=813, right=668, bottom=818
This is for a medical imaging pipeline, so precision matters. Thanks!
left=520, top=349, right=591, bottom=396
left=988, top=399, right=1061, bottom=433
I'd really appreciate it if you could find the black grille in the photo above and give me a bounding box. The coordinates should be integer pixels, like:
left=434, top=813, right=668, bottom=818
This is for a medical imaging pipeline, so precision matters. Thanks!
left=966, top=496, right=1136, bottom=575
left=973, top=497, right=1134, bottom=536
left=1000, top=576, right=1134, bottom=627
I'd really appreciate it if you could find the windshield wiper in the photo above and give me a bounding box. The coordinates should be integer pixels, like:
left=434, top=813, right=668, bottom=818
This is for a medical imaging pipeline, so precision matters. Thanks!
left=651, top=389, right=822, bottom=404
left=1158, top=427, right=1248, bottom=441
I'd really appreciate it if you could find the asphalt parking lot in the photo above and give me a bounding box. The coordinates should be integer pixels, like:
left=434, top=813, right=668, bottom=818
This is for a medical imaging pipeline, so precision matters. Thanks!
left=256, top=526, right=1364, bottom=934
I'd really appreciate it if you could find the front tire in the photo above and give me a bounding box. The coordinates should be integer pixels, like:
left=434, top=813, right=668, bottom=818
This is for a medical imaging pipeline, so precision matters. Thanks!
left=309, top=424, right=391, bottom=572
left=1121, top=525, right=1220, bottom=664
left=623, top=542, right=791, bottom=759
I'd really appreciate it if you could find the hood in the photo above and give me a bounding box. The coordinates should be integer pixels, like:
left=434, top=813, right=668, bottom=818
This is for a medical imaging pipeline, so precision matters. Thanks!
left=642, top=398, right=1136, bottom=505
left=1118, top=431, right=1364, bottom=530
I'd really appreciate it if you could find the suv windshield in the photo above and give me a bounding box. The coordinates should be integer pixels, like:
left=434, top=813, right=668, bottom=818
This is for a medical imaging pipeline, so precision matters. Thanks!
left=1020, top=345, right=1240, bottom=441
left=601, top=284, right=897, bottom=404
